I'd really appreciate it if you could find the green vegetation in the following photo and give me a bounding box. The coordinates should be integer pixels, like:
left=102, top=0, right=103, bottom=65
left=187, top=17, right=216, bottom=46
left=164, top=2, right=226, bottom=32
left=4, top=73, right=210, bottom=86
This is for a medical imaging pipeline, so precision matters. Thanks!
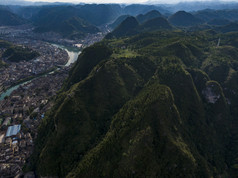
left=168, top=11, right=202, bottom=27
left=34, top=15, right=99, bottom=39
left=109, top=15, right=130, bottom=29
left=107, top=16, right=139, bottom=38
left=28, top=26, right=238, bottom=177
left=0, top=40, right=12, bottom=48
left=0, top=40, right=39, bottom=63
left=136, top=10, right=162, bottom=24
left=2, top=45, right=39, bottom=62
left=31, top=5, right=125, bottom=38
left=0, top=8, right=27, bottom=26
left=111, top=49, right=140, bottom=58
left=106, top=16, right=172, bottom=39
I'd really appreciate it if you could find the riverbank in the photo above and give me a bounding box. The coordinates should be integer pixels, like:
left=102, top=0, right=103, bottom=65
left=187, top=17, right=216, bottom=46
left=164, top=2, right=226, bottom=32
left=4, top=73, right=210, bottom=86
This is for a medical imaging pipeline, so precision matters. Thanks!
left=50, top=43, right=81, bottom=66
left=0, top=42, right=81, bottom=177
left=0, top=44, right=81, bottom=101
left=0, top=67, right=57, bottom=101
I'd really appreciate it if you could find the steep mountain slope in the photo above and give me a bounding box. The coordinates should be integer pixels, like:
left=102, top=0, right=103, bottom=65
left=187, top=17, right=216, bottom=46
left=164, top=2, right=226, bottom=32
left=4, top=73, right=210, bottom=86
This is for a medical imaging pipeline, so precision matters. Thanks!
left=0, top=8, right=27, bottom=26
left=168, top=11, right=203, bottom=27
left=136, top=10, right=162, bottom=24
left=31, top=4, right=122, bottom=27
left=29, top=44, right=157, bottom=177
left=107, top=16, right=139, bottom=38
left=215, top=23, right=238, bottom=33
left=107, top=16, right=172, bottom=39
left=109, top=15, right=130, bottom=30
left=32, top=6, right=99, bottom=38
left=8, top=6, right=44, bottom=19
left=194, top=9, right=238, bottom=22
left=68, top=83, right=201, bottom=177
left=207, top=18, right=231, bottom=26
left=139, top=17, right=172, bottom=31
left=75, top=4, right=122, bottom=26
left=123, top=4, right=169, bottom=16
left=28, top=29, right=238, bottom=177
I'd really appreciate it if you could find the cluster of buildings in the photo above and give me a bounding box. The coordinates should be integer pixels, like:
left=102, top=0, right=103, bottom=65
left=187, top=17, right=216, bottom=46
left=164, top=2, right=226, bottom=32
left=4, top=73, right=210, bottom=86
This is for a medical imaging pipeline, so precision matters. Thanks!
left=0, top=125, right=33, bottom=177
left=0, top=26, right=74, bottom=176
left=0, top=40, right=68, bottom=90
left=0, top=68, right=69, bottom=176
left=0, top=23, right=106, bottom=177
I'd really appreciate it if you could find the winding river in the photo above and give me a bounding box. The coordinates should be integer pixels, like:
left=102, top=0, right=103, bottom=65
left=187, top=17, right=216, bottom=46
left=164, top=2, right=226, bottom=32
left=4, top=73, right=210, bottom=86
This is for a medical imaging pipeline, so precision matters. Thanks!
left=0, top=44, right=81, bottom=101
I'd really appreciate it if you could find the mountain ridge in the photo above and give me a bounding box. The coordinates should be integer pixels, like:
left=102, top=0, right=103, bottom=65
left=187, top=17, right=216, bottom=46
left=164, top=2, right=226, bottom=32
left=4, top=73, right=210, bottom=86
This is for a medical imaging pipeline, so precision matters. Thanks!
left=27, top=29, right=238, bottom=177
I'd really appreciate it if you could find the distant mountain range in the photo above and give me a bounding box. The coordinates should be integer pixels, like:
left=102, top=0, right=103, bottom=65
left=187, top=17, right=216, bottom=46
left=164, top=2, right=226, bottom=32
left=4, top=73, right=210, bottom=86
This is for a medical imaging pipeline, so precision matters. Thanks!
left=136, top=10, right=162, bottom=24
left=109, top=15, right=131, bottom=29
left=1, top=3, right=238, bottom=39
left=168, top=11, right=202, bottom=27
left=31, top=6, right=100, bottom=38
left=107, top=15, right=172, bottom=38
left=147, top=1, right=238, bottom=12
left=108, top=8, right=238, bottom=36
left=0, top=8, right=27, bottom=26
left=109, top=10, right=163, bottom=30
left=193, top=9, right=238, bottom=22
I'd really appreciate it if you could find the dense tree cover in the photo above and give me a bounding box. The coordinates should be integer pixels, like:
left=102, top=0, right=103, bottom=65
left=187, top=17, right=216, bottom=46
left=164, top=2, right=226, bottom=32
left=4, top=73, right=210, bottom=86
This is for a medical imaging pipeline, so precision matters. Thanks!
left=1, top=43, right=39, bottom=62
left=106, top=17, right=139, bottom=38
left=32, top=6, right=100, bottom=39
left=0, top=40, right=12, bottom=48
left=26, top=27, right=238, bottom=177
left=136, top=10, right=162, bottom=24
left=108, top=15, right=131, bottom=30
left=106, top=16, right=172, bottom=39
left=0, top=8, right=27, bottom=26
left=168, top=11, right=203, bottom=27
left=193, top=9, right=238, bottom=22
left=3, top=4, right=238, bottom=40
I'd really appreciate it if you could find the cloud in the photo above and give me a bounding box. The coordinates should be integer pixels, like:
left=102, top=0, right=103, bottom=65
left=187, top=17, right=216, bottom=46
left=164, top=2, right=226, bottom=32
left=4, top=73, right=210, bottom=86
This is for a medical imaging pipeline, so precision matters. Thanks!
left=1, top=0, right=236, bottom=5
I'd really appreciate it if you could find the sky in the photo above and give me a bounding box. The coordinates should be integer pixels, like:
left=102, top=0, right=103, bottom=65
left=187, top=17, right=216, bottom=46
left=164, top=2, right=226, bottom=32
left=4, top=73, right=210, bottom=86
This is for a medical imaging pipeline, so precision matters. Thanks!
left=27, top=0, right=235, bottom=3
left=2, top=0, right=237, bottom=5
left=25, top=0, right=236, bottom=3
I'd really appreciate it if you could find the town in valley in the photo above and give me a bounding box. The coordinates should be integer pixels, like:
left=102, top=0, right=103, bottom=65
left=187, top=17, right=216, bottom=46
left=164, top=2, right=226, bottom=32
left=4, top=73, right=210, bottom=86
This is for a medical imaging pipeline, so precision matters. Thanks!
left=0, top=25, right=105, bottom=177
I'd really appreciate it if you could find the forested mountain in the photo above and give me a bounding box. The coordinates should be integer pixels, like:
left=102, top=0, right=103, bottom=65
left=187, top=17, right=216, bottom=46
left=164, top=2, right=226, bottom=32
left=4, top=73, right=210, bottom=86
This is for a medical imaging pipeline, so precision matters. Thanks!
left=74, top=4, right=122, bottom=26
left=0, top=40, right=39, bottom=62
left=109, top=10, right=163, bottom=30
left=168, top=11, right=203, bottom=27
left=193, top=9, right=238, bottom=22
left=0, top=8, right=27, bottom=26
left=136, top=10, right=162, bottom=24
left=27, top=18, right=238, bottom=177
left=3, top=3, right=238, bottom=176
left=215, top=23, right=238, bottom=33
left=123, top=4, right=169, bottom=16
left=107, top=16, right=139, bottom=38
left=139, top=17, right=172, bottom=31
left=108, top=15, right=130, bottom=29
left=4, top=4, right=238, bottom=39
left=107, top=16, right=172, bottom=38
left=207, top=18, right=231, bottom=26
left=31, top=6, right=100, bottom=38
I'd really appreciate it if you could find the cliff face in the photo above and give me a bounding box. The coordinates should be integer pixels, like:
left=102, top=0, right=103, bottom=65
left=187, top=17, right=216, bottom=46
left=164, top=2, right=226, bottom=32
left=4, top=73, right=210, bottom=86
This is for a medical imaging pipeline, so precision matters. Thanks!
left=29, top=30, right=238, bottom=177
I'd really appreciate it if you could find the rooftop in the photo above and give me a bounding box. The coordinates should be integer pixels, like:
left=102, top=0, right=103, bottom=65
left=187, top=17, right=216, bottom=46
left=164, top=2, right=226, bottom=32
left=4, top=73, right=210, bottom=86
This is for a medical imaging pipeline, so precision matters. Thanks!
left=6, top=125, right=21, bottom=137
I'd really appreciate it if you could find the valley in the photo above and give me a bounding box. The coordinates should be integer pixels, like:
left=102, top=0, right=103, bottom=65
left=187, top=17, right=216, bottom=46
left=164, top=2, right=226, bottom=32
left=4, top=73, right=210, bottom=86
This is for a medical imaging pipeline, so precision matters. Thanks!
left=0, top=25, right=97, bottom=176
left=1, top=2, right=238, bottom=177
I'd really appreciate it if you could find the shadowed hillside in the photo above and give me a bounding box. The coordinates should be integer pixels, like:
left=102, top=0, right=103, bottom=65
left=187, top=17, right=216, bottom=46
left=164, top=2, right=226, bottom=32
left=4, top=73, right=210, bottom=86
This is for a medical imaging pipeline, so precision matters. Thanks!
left=26, top=29, right=238, bottom=177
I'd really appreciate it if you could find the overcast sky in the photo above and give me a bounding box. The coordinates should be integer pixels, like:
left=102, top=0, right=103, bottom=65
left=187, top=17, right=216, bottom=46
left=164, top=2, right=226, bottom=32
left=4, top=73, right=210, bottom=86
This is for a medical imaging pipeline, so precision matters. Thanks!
left=0, top=0, right=235, bottom=5
left=20, top=0, right=236, bottom=4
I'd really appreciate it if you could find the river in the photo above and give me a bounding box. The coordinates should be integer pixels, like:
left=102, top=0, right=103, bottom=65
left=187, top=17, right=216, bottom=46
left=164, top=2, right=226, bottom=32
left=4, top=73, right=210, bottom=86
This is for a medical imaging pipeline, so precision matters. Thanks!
left=0, top=44, right=81, bottom=101
left=51, top=43, right=81, bottom=66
